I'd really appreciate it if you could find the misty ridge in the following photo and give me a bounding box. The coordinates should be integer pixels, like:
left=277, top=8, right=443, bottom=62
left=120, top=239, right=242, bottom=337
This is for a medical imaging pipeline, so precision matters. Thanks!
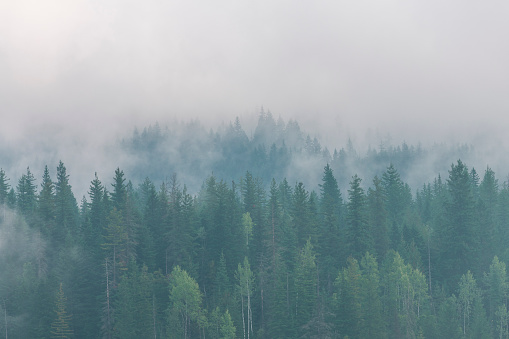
left=120, top=111, right=496, bottom=197
left=0, top=111, right=501, bottom=199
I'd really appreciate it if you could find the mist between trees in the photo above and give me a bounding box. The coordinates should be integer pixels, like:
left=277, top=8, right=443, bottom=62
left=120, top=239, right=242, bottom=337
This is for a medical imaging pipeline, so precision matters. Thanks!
left=1, top=114, right=509, bottom=338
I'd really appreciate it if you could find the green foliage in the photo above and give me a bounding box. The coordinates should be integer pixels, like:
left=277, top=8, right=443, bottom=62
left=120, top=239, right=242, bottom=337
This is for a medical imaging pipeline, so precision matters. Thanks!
left=51, top=283, right=73, bottom=339
left=236, top=256, right=254, bottom=339
left=168, top=266, right=204, bottom=339
left=114, top=263, right=155, bottom=339
left=346, top=175, right=372, bottom=259
left=295, top=239, right=317, bottom=335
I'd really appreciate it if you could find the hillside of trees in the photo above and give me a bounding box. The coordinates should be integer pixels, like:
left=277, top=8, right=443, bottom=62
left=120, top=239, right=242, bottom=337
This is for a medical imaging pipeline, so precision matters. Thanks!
left=1, top=114, right=509, bottom=338
left=121, top=111, right=478, bottom=195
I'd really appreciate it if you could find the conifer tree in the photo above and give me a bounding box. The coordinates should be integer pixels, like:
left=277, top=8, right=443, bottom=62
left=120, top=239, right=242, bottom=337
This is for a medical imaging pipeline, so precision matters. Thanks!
left=336, top=256, right=362, bottom=338
left=38, top=165, right=56, bottom=238
left=346, top=175, right=372, bottom=259
left=51, top=283, right=73, bottom=339
left=17, top=166, right=37, bottom=218
left=318, top=164, right=342, bottom=290
left=0, top=168, right=10, bottom=206
left=443, top=160, right=477, bottom=287
left=294, top=239, right=317, bottom=336
left=292, top=182, right=312, bottom=247
left=359, top=252, right=386, bottom=339
left=368, top=176, right=390, bottom=259
left=55, top=161, right=79, bottom=243
left=485, top=256, right=508, bottom=331
left=111, top=168, right=127, bottom=212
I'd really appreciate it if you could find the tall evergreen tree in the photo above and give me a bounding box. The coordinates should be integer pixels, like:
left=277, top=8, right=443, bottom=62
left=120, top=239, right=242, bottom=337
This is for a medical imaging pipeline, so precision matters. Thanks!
left=346, top=175, right=372, bottom=259
left=318, top=164, right=342, bottom=291
left=336, top=256, right=362, bottom=339
left=359, top=252, right=386, bottom=339
left=17, top=166, right=37, bottom=218
left=292, top=182, right=313, bottom=247
left=38, top=165, right=56, bottom=237
left=55, top=161, right=79, bottom=244
left=294, top=239, right=317, bottom=336
left=442, top=160, right=477, bottom=287
left=0, top=168, right=10, bottom=206
left=50, top=283, right=73, bottom=339
left=368, top=176, right=390, bottom=260
left=111, top=168, right=127, bottom=212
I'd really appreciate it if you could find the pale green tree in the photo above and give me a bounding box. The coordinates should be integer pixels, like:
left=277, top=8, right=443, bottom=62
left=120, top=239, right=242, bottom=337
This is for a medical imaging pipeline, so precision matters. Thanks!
left=235, top=257, right=254, bottom=339
left=167, top=266, right=205, bottom=339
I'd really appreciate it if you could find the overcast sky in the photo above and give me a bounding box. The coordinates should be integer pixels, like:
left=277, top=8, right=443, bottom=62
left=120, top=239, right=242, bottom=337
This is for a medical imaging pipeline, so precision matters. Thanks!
left=1, top=0, right=508, bottom=152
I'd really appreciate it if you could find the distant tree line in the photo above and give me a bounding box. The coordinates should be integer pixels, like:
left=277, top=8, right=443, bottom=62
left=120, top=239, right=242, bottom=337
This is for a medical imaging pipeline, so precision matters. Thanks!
left=1, top=153, right=509, bottom=338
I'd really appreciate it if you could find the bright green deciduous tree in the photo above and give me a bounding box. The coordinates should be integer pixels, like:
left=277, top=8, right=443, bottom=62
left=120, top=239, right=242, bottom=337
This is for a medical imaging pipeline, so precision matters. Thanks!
left=236, top=257, right=254, bottom=339
left=168, top=266, right=204, bottom=339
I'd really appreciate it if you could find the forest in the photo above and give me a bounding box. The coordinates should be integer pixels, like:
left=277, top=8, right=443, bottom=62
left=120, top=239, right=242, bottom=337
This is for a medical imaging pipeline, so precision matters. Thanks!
left=1, top=114, right=509, bottom=339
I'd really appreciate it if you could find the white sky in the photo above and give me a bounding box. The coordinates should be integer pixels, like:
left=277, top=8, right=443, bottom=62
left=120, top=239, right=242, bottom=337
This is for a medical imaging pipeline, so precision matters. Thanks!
left=1, top=0, right=508, bottom=147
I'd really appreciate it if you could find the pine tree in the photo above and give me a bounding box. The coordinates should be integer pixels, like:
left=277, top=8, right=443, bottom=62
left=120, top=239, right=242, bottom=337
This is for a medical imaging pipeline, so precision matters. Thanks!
left=111, top=168, right=127, bottom=212
left=336, top=256, right=362, bottom=338
left=292, top=182, right=313, bottom=247
left=318, top=164, right=342, bottom=291
left=38, top=165, right=56, bottom=237
left=55, top=161, right=79, bottom=244
left=368, top=176, right=390, bottom=260
left=485, top=256, right=508, bottom=331
left=443, top=160, right=477, bottom=287
left=114, top=263, right=154, bottom=339
left=0, top=168, right=10, bottom=206
left=294, top=239, right=317, bottom=336
left=359, top=252, right=386, bottom=339
left=346, top=175, right=372, bottom=259
left=51, top=283, right=73, bottom=338
left=16, top=166, right=37, bottom=218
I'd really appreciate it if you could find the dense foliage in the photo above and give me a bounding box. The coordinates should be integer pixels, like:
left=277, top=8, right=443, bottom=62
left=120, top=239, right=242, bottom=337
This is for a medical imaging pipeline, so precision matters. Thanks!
left=1, top=118, right=509, bottom=338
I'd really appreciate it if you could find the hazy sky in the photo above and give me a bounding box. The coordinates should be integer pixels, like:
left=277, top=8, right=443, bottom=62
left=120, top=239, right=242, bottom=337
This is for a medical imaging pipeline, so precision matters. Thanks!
left=1, top=0, right=508, bottom=147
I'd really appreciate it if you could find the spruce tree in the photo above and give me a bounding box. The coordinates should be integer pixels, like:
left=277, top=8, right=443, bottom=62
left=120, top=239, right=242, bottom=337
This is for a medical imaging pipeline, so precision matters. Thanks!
left=443, top=160, right=477, bottom=287
left=16, top=166, right=37, bottom=218
left=346, top=175, right=372, bottom=259
left=318, top=164, right=342, bottom=291
left=294, top=239, right=317, bottom=336
left=55, top=161, right=79, bottom=244
left=51, top=283, right=73, bottom=338
left=0, top=168, right=10, bottom=206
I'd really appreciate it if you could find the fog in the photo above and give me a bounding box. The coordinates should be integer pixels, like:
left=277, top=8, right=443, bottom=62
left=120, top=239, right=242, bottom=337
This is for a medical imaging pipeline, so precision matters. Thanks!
left=1, top=0, right=509, bottom=195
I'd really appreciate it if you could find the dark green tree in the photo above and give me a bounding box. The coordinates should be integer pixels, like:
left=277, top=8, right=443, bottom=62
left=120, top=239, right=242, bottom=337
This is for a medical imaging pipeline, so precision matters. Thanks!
left=368, top=176, right=390, bottom=260
left=346, top=175, right=372, bottom=259
left=336, top=256, right=362, bottom=339
left=0, top=168, right=10, bottom=206
left=55, top=161, right=79, bottom=244
left=292, top=182, right=313, bottom=247
left=318, top=164, right=342, bottom=291
left=16, top=166, right=37, bottom=218
left=442, top=160, right=477, bottom=287
left=359, top=252, right=386, bottom=339
left=294, top=239, right=317, bottom=336
left=50, top=283, right=73, bottom=339
left=111, top=168, right=127, bottom=212
left=114, top=263, right=155, bottom=339
left=38, top=165, right=56, bottom=237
